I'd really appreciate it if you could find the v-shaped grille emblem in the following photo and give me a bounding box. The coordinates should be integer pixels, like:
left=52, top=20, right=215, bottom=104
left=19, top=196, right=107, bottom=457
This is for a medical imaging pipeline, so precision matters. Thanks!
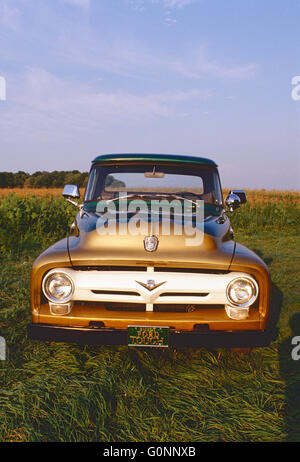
left=135, top=279, right=166, bottom=291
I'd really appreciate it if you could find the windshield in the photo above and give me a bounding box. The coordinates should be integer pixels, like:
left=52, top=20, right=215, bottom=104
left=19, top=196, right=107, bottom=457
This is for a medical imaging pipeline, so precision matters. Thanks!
left=84, top=164, right=223, bottom=207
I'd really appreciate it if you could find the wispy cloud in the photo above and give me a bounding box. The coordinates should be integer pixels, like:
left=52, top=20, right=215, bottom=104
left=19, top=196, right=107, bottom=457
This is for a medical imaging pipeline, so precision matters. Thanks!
left=0, top=1, right=256, bottom=83
left=53, top=27, right=257, bottom=81
left=165, top=17, right=178, bottom=26
left=169, top=47, right=257, bottom=79
left=0, top=1, right=20, bottom=31
left=132, top=0, right=196, bottom=9
left=0, top=68, right=212, bottom=145
left=161, top=0, right=195, bottom=8
left=129, top=0, right=196, bottom=12
left=59, top=0, right=90, bottom=8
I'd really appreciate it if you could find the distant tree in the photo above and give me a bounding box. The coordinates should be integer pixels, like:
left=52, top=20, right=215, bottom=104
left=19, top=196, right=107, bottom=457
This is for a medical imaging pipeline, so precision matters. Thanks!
left=105, top=175, right=126, bottom=188
left=0, top=171, right=122, bottom=189
left=13, top=171, right=29, bottom=187
left=0, top=172, right=15, bottom=188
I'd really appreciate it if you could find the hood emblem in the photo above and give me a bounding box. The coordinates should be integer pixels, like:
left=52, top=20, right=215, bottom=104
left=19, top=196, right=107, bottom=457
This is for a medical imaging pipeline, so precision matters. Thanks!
left=136, top=279, right=166, bottom=291
left=144, top=236, right=158, bottom=252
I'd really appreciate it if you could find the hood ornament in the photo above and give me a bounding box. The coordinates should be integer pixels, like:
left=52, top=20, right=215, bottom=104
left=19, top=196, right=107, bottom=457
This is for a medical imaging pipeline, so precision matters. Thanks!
left=144, top=236, right=158, bottom=252
left=136, top=279, right=166, bottom=291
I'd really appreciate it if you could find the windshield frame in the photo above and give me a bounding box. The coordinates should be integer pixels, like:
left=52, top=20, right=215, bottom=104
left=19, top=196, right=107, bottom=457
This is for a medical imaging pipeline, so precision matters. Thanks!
left=84, top=162, right=224, bottom=209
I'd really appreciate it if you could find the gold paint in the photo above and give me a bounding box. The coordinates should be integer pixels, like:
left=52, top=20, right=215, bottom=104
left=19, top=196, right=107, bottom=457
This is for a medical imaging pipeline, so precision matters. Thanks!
left=30, top=204, right=271, bottom=335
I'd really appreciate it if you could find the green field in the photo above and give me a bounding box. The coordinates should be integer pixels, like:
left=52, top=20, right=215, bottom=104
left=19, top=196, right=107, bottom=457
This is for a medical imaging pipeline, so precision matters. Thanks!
left=0, top=193, right=299, bottom=442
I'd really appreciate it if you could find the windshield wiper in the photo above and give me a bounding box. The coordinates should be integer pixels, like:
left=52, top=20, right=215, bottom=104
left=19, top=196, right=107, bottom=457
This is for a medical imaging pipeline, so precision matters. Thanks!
left=104, top=193, right=138, bottom=205
left=154, top=193, right=200, bottom=207
left=99, top=192, right=200, bottom=207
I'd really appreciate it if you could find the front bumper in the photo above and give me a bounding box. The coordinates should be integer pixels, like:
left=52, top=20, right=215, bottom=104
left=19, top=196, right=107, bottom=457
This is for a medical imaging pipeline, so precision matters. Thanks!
left=27, top=323, right=276, bottom=348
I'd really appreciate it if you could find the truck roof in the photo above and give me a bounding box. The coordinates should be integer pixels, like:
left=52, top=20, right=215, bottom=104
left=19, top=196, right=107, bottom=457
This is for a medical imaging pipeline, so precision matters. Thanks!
left=92, top=153, right=217, bottom=167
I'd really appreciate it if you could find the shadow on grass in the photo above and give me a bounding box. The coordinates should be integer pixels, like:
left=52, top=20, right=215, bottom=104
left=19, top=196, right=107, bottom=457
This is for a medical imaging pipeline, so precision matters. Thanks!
left=268, top=282, right=282, bottom=337
left=279, top=313, right=300, bottom=442
left=252, top=248, right=273, bottom=266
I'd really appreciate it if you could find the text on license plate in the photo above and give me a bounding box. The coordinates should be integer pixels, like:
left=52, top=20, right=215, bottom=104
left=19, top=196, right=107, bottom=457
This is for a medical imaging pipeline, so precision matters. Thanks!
left=128, top=326, right=169, bottom=347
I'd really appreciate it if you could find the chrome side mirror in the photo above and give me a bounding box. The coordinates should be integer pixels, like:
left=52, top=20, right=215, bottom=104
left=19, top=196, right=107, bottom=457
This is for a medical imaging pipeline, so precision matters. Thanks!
left=225, top=193, right=241, bottom=212
left=230, top=190, right=247, bottom=205
left=218, top=189, right=246, bottom=224
left=62, top=184, right=80, bottom=199
left=62, top=185, right=81, bottom=208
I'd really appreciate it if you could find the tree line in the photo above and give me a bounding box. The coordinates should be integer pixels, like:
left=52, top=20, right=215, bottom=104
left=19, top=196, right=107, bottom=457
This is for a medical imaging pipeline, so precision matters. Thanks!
left=0, top=170, right=125, bottom=189
left=0, top=171, right=89, bottom=188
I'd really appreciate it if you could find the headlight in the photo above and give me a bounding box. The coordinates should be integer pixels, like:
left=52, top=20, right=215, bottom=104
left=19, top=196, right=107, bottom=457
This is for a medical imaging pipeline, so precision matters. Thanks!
left=43, top=272, right=74, bottom=303
left=226, top=277, right=258, bottom=307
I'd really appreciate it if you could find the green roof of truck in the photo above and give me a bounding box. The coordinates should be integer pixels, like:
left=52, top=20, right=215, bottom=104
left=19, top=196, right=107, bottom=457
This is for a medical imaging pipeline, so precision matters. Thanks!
left=92, top=153, right=217, bottom=167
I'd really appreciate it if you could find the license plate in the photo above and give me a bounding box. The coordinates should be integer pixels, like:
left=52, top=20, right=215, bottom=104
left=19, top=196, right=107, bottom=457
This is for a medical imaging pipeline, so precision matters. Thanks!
left=128, top=325, right=169, bottom=347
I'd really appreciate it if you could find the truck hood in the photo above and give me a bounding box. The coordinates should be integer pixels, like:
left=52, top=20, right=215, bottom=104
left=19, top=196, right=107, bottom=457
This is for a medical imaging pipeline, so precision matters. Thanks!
left=68, top=211, right=235, bottom=270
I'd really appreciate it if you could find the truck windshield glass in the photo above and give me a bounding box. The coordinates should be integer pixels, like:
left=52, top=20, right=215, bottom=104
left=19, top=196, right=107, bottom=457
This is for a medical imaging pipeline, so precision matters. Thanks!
left=85, top=164, right=223, bottom=206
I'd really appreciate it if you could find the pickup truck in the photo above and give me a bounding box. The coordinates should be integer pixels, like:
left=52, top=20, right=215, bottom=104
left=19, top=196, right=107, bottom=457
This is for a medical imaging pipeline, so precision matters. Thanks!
left=27, top=153, right=273, bottom=351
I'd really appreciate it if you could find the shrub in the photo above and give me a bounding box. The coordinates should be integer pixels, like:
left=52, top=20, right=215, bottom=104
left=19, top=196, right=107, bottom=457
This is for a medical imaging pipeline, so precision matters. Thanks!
left=0, top=194, right=76, bottom=254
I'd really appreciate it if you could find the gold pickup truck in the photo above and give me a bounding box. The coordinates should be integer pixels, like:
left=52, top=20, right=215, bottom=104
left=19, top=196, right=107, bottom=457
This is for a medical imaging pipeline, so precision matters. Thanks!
left=27, top=153, right=273, bottom=350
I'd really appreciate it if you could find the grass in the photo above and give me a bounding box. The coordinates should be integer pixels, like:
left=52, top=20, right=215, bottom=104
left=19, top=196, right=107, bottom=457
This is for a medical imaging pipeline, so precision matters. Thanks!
left=0, top=188, right=63, bottom=199
left=0, top=191, right=299, bottom=441
left=0, top=187, right=299, bottom=205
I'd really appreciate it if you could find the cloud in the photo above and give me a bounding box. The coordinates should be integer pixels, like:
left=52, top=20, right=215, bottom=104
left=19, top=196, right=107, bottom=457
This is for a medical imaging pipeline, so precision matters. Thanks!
left=165, top=17, right=178, bottom=26
left=59, top=0, right=90, bottom=8
left=0, top=68, right=212, bottom=145
left=53, top=27, right=256, bottom=81
left=0, top=1, right=20, bottom=31
left=0, top=1, right=256, bottom=84
left=169, top=47, right=257, bottom=79
left=162, top=0, right=195, bottom=7
left=129, top=0, right=196, bottom=11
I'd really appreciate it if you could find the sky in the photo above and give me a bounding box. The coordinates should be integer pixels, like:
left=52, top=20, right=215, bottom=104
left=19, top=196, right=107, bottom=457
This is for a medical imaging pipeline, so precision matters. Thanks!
left=0, top=0, right=299, bottom=189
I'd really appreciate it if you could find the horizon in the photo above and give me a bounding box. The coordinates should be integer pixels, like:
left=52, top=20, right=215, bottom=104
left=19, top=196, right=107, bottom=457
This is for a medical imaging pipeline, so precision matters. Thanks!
left=1, top=154, right=300, bottom=191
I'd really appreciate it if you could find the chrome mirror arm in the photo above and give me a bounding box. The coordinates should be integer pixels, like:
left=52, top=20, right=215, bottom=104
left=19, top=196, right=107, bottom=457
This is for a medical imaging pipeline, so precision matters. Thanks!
left=65, top=198, right=83, bottom=209
left=217, top=207, right=229, bottom=224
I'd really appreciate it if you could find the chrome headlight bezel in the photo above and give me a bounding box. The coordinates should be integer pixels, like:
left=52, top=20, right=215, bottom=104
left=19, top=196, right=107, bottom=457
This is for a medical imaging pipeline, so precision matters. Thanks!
left=42, top=271, right=75, bottom=304
left=226, top=277, right=258, bottom=308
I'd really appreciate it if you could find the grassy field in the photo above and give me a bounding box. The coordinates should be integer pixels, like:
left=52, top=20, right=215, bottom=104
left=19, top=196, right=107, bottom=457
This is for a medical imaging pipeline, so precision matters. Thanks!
left=0, top=190, right=299, bottom=442
left=0, top=187, right=299, bottom=205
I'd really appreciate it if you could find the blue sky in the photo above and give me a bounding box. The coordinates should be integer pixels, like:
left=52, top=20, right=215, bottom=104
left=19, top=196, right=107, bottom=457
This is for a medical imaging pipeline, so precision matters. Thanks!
left=0, top=0, right=299, bottom=189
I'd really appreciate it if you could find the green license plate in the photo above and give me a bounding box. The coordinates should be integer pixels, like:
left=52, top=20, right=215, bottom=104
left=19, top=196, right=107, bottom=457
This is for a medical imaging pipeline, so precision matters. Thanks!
left=128, top=326, right=169, bottom=347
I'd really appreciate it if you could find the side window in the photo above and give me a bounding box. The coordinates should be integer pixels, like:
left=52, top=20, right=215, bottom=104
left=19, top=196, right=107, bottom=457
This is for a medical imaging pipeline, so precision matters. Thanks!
left=85, top=168, right=97, bottom=201
left=212, top=173, right=223, bottom=205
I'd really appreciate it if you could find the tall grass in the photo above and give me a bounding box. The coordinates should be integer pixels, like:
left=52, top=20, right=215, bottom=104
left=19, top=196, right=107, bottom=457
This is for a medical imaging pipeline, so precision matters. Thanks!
left=230, top=202, right=299, bottom=232
left=0, top=191, right=299, bottom=441
left=0, top=193, right=299, bottom=254
left=0, top=194, right=76, bottom=254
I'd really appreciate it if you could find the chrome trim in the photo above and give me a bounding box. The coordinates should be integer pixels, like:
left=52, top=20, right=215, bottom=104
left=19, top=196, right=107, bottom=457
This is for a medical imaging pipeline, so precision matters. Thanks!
left=49, top=302, right=73, bottom=316
left=44, top=268, right=259, bottom=312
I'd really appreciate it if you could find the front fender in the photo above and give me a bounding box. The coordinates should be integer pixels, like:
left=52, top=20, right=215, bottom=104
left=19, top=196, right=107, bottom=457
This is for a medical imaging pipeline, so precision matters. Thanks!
left=30, top=238, right=72, bottom=316
left=229, top=243, right=271, bottom=327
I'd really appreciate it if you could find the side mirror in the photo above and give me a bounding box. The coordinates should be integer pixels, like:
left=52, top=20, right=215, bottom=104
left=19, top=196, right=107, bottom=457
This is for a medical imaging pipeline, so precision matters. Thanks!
left=230, top=190, right=247, bottom=205
left=225, top=193, right=241, bottom=212
left=62, top=184, right=82, bottom=209
left=62, top=184, right=80, bottom=199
